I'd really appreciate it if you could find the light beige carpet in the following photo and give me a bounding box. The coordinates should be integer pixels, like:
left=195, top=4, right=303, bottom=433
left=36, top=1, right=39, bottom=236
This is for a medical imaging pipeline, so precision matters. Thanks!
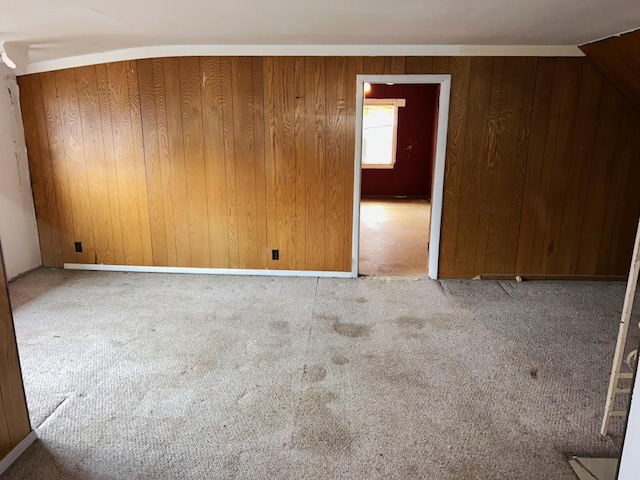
left=3, top=268, right=633, bottom=479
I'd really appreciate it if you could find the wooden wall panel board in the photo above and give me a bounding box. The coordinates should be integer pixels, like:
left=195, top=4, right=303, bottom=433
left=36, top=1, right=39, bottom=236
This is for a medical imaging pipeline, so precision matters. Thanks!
left=390, top=56, right=406, bottom=74
left=598, top=104, right=635, bottom=274
left=432, top=57, right=451, bottom=74
left=0, top=245, right=31, bottom=456
left=95, top=65, right=126, bottom=265
left=473, top=58, right=504, bottom=275
left=126, top=61, right=154, bottom=266
left=484, top=57, right=527, bottom=274
left=105, top=62, right=146, bottom=265
left=439, top=57, right=471, bottom=277
left=505, top=57, right=538, bottom=273
left=555, top=61, right=603, bottom=274
left=420, top=57, right=435, bottom=74
left=292, top=57, right=307, bottom=270
left=580, top=30, right=640, bottom=112
left=275, top=57, right=299, bottom=270
left=303, top=57, right=326, bottom=270
left=453, top=57, right=493, bottom=278
left=262, top=57, right=280, bottom=270
left=324, top=57, right=348, bottom=271
left=540, top=58, right=581, bottom=274
left=230, top=57, right=260, bottom=268
left=162, top=58, right=192, bottom=266
left=528, top=59, right=567, bottom=274
left=39, top=72, right=79, bottom=264
left=200, top=57, right=230, bottom=268
left=19, top=77, right=58, bottom=267
left=251, top=57, right=269, bottom=270
left=24, top=76, right=65, bottom=266
left=363, top=57, right=376, bottom=74
left=514, top=58, right=555, bottom=273
left=220, top=58, right=242, bottom=268
left=150, top=59, right=179, bottom=266
left=137, top=59, right=169, bottom=266
left=575, top=81, right=622, bottom=274
left=178, top=57, right=211, bottom=268
left=54, top=69, right=97, bottom=265
left=611, top=109, right=640, bottom=273
left=76, top=66, right=117, bottom=265
left=404, top=57, right=423, bottom=74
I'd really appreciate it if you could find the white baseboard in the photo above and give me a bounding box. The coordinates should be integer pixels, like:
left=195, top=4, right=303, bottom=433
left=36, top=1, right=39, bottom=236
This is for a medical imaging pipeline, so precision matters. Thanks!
left=0, top=431, right=37, bottom=475
left=64, top=263, right=355, bottom=278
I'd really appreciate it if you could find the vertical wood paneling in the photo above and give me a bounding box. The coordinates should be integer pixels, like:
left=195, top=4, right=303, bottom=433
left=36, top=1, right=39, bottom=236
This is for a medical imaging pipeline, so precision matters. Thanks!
left=19, top=55, right=640, bottom=278
left=201, top=57, right=230, bottom=268
left=473, top=58, right=504, bottom=275
left=19, top=77, right=63, bottom=267
left=126, top=61, right=154, bottom=266
left=324, top=57, right=348, bottom=271
left=76, top=66, right=116, bottom=265
left=484, top=57, right=527, bottom=274
left=162, top=58, right=192, bottom=266
left=0, top=243, right=31, bottom=458
left=304, top=57, right=326, bottom=271
left=555, top=61, right=603, bottom=273
left=575, top=82, right=623, bottom=274
left=95, top=64, right=126, bottom=265
left=39, top=72, right=78, bottom=264
left=179, top=57, right=210, bottom=268
left=220, top=57, right=241, bottom=268
left=137, top=59, right=169, bottom=266
left=251, top=57, right=269, bottom=270
left=440, top=57, right=471, bottom=276
left=453, top=57, right=493, bottom=277
left=230, top=57, right=260, bottom=268
left=515, top=58, right=555, bottom=273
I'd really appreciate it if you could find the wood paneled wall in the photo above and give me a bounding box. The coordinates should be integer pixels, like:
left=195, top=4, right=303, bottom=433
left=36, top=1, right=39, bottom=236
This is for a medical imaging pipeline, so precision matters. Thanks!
left=580, top=29, right=640, bottom=112
left=18, top=56, right=640, bottom=277
left=0, top=242, right=31, bottom=459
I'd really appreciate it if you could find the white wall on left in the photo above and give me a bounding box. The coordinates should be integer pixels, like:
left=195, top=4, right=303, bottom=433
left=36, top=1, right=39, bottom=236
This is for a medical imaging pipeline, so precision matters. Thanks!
left=0, top=64, right=41, bottom=279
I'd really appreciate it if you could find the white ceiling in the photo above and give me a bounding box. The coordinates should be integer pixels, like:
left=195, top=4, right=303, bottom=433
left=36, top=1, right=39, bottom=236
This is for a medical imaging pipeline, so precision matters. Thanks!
left=2, top=0, right=640, bottom=72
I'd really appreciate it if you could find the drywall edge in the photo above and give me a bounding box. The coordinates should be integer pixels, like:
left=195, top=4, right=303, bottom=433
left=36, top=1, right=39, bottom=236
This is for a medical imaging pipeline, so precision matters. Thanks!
left=0, top=66, right=41, bottom=279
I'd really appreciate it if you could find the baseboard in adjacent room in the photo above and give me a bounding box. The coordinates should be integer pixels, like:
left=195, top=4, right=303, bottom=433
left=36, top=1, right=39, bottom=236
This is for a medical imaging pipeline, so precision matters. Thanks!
left=0, top=431, right=37, bottom=476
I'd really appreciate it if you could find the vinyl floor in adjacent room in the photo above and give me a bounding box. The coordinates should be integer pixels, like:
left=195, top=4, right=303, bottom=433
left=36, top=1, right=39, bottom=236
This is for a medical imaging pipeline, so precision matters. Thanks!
left=359, top=199, right=431, bottom=277
left=4, top=268, right=633, bottom=479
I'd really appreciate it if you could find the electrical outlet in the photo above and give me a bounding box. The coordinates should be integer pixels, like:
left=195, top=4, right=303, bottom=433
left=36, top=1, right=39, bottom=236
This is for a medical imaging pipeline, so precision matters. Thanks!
left=272, top=249, right=279, bottom=261
left=75, top=242, right=83, bottom=253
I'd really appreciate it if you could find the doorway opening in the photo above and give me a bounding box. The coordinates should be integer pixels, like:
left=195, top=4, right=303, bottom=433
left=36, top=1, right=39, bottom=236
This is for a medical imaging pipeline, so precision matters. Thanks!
left=351, top=75, right=451, bottom=279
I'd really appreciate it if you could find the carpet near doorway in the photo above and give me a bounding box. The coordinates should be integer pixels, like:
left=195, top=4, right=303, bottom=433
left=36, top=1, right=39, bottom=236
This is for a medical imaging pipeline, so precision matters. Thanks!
left=3, top=269, right=633, bottom=479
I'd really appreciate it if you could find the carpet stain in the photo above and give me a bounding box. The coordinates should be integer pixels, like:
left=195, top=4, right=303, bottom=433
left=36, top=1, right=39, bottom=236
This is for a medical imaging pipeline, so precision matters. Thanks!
left=270, top=320, right=290, bottom=333
left=331, top=354, right=349, bottom=366
left=302, top=364, right=327, bottom=382
left=332, top=321, right=371, bottom=338
left=395, top=316, right=426, bottom=330
left=292, top=388, right=352, bottom=452
left=356, top=297, right=368, bottom=304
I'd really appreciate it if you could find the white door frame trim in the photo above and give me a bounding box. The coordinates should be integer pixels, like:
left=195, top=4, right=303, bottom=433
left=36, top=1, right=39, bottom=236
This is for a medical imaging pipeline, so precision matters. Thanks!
left=351, top=74, right=452, bottom=279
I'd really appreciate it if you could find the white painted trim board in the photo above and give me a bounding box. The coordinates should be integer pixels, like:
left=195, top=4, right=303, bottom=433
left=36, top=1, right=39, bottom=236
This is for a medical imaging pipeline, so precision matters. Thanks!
left=352, top=74, right=451, bottom=280
left=64, top=264, right=353, bottom=278
left=21, top=44, right=584, bottom=75
left=0, top=431, right=37, bottom=476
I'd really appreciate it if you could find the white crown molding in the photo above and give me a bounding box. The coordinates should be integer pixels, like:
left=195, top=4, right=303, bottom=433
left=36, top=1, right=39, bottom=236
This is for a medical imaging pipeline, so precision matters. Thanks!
left=21, top=44, right=583, bottom=75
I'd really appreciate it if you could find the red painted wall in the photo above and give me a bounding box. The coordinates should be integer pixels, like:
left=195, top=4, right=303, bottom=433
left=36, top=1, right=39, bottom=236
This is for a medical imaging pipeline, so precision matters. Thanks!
left=361, top=83, right=439, bottom=198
